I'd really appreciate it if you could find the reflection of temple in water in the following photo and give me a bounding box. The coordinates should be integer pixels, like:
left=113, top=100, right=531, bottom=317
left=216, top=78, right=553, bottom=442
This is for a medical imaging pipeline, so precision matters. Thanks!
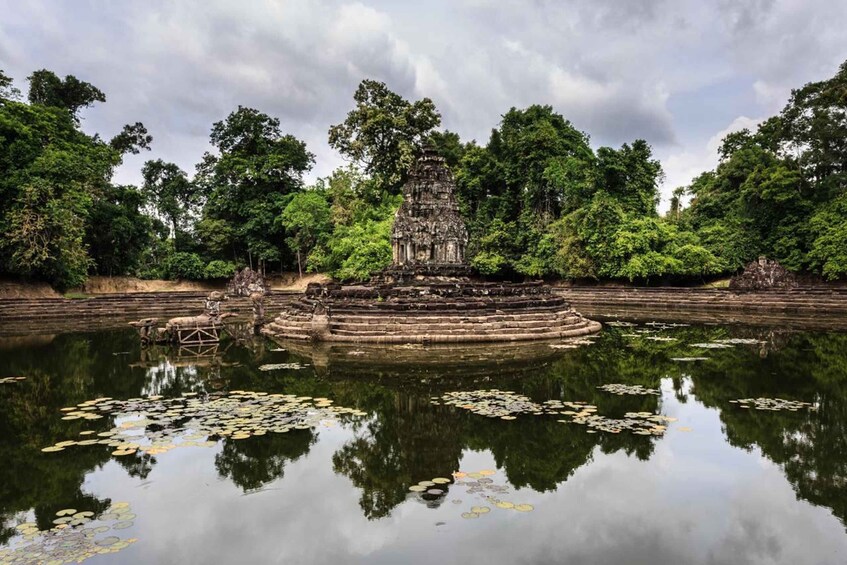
left=274, top=338, right=573, bottom=381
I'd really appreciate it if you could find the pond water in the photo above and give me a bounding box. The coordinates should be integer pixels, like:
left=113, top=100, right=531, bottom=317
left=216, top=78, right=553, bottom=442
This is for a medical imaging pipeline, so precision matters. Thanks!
left=1, top=323, right=846, bottom=565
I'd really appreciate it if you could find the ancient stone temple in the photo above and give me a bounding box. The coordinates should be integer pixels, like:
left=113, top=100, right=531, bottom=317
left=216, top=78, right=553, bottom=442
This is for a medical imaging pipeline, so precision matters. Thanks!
left=730, top=257, right=798, bottom=290
left=390, top=147, right=468, bottom=271
left=262, top=150, right=601, bottom=345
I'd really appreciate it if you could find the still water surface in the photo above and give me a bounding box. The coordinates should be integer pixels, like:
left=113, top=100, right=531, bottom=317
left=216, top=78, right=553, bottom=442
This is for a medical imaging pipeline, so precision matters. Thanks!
left=0, top=323, right=846, bottom=565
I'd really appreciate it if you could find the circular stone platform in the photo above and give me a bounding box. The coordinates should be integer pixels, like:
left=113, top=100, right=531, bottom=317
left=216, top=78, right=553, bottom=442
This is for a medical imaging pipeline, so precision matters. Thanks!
left=262, top=280, right=601, bottom=344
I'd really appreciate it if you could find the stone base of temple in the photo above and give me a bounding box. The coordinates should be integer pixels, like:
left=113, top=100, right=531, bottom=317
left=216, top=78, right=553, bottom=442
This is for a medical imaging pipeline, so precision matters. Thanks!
left=261, top=280, right=601, bottom=343
left=376, top=263, right=474, bottom=283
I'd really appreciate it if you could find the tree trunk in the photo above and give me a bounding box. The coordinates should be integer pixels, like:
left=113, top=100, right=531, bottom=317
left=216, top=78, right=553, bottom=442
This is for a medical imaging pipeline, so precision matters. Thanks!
left=296, top=250, right=302, bottom=279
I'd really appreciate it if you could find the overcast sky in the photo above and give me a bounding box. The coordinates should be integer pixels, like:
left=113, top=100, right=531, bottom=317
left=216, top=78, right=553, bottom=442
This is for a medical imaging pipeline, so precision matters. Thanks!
left=2, top=0, right=846, bottom=209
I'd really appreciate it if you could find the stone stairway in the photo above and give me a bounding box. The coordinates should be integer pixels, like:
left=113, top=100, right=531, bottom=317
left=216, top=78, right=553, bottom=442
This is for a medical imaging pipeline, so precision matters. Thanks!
left=555, top=286, right=847, bottom=313
left=263, top=283, right=601, bottom=343
left=0, top=292, right=297, bottom=336
left=554, top=286, right=847, bottom=329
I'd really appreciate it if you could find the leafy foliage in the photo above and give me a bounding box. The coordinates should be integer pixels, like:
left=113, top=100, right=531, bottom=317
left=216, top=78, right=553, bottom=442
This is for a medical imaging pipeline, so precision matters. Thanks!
left=197, top=106, right=314, bottom=273
left=680, top=60, right=847, bottom=279
left=328, top=79, right=440, bottom=191
left=27, top=70, right=105, bottom=120
left=2, top=62, right=847, bottom=286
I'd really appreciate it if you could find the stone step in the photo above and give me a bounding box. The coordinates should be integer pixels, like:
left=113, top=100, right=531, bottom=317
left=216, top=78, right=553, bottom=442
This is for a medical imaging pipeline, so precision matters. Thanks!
left=329, top=317, right=583, bottom=332
left=328, top=320, right=593, bottom=337
left=329, top=310, right=576, bottom=323
left=324, top=323, right=599, bottom=343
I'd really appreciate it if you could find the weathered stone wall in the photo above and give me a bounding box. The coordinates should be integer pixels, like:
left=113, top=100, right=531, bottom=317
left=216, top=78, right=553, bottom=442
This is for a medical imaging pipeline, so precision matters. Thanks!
left=555, top=286, right=847, bottom=330
left=0, top=292, right=297, bottom=336
left=730, top=257, right=798, bottom=290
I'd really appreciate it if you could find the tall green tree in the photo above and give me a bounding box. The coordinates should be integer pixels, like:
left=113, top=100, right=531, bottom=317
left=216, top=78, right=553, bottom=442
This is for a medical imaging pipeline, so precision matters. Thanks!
left=197, top=106, right=314, bottom=273
left=280, top=191, right=332, bottom=277
left=329, top=79, right=441, bottom=191
left=0, top=70, right=150, bottom=288
left=27, top=70, right=105, bottom=121
left=682, top=60, right=847, bottom=277
left=85, top=185, right=153, bottom=277
left=141, top=159, right=197, bottom=245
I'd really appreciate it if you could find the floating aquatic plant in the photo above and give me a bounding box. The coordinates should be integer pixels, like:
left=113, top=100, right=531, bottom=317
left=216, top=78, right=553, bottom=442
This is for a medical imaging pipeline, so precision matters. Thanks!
left=433, top=390, right=548, bottom=418
left=41, top=391, right=367, bottom=457
left=0, top=377, right=26, bottom=384
left=560, top=409, right=675, bottom=436
left=258, top=363, right=309, bottom=371
left=407, top=470, right=535, bottom=519
left=1, top=502, right=137, bottom=564
left=434, top=389, right=677, bottom=436
left=671, top=357, right=710, bottom=362
left=597, top=384, right=660, bottom=396
left=730, top=398, right=817, bottom=412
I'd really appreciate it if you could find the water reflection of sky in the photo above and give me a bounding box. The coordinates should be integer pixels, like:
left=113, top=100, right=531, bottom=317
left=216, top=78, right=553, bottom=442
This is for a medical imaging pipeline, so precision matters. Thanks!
left=81, top=379, right=846, bottom=565
left=142, top=360, right=199, bottom=398
left=3, top=326, right=847, bottom=565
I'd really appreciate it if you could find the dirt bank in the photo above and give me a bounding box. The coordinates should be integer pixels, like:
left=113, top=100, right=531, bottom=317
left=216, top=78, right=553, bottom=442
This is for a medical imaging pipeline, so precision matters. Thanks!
left=0, top=279, right=62, bottom=299
left=0, top=273, right=332, bottom=299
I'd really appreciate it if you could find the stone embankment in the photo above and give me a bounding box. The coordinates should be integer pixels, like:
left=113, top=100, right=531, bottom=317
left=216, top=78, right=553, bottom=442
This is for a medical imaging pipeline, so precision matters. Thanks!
left=263, top=281, right=601, bottom=343
left=556, top=286, right=847, bottom=330
left=0, top=292, right=296, bottom=336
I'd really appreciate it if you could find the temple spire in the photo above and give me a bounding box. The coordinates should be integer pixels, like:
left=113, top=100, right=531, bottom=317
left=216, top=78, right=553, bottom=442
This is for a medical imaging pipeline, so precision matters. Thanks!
left=391, top=148, right=468, bottom=268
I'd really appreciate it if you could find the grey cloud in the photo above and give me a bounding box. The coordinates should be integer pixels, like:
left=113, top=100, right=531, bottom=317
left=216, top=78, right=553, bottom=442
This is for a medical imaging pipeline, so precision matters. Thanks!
left=1, top=0, right=846, bottom=192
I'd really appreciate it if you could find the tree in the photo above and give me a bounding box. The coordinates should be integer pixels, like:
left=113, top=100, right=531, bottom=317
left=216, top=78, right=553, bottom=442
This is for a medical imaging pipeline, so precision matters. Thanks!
left=0, top=68, right=150, bottom=288
left=306, top=167, right=401, bottom=281
left=426, top=130, right=467, bottom=169
left=197, top=106, right=314, bottom=273
left=86, top=185, right=153, bottom=277
left=110, top=122, right=152, bottom=155
left=596, top=140, right=664, bottom=217
left=329, top=79, right=441, bottom=190
left=280, top=191, right=331, bottom=277
left=0, top=69, right=21, bottom=101
left=27, top=70, right=105, bottom=120
left=141, top=159, right=197, bottom=245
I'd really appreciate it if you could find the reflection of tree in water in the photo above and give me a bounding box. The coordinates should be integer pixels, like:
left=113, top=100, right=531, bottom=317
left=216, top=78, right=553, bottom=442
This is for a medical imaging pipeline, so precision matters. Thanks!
left=215, top=430, right=317, bottom=492
left=328, top=339, right=673, bottom=519
left=0, top=333, right=119, bottom=545
left=686, top=331, right=847, bottom=527
left=333, top=394, right=464, bottom=520
left=326, top=326, right=846, bottom=520
left=3, top=325, right=847, bottom=533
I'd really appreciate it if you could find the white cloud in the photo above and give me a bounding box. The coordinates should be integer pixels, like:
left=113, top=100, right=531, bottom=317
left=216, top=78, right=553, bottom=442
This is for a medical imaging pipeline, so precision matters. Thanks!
left=660, top=115, right=763, bottom=209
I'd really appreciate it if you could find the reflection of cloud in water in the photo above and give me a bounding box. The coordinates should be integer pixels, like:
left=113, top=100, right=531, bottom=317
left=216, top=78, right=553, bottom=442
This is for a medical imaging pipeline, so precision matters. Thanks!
left=142, top=360, right=199, bottom=397
left=80, top=404, right=847, bottom=565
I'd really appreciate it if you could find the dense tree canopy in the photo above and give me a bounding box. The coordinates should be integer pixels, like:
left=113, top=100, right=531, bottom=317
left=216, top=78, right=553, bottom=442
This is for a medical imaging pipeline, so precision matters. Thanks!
left=681, top=60, right=847, bottom=279
left=1, top=64, right=846, bottom=288
left=0, top=72, right=147, bottom=288
left=196, top=106, right=315, bottom=273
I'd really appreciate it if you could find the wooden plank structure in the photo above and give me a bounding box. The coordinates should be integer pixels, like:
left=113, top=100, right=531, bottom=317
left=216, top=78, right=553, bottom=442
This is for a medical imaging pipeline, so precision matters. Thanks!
left=129, top=292, right=234, bottom=347
left=172, top=321, right=223, bottom=345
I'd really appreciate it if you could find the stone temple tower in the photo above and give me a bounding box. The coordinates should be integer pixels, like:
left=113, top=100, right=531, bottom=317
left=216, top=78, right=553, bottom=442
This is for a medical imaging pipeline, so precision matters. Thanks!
left=390, top=146, right=469, bottom=274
